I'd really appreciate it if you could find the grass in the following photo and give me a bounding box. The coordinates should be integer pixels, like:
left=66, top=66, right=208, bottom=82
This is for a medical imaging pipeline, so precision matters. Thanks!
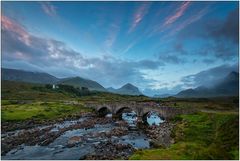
left=155, top=97, right=239, bottom=111
left=1, top=80, right=151, bottom=123
left=1, top=80, right=151, bottom=103
left=1, top=80, right=76, bottom=101
left=2, top=80, right=238, bottom=111
left=1, top=101, right=92, bottom=122
left=130, top=112, right=239, bottom=160
left=1, top=80, right=239, bottom=159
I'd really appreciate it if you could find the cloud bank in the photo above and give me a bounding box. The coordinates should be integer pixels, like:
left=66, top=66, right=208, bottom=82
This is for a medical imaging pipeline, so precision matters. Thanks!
left=2, top=15, right=164, bottom=89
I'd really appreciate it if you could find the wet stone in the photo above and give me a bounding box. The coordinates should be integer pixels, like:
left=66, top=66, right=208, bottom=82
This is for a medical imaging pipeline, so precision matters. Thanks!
left=2, top=115, right=152, bottom=160
left=85, top=141, right=135, bottom=160
left=67, top=136, right=82, bottom=147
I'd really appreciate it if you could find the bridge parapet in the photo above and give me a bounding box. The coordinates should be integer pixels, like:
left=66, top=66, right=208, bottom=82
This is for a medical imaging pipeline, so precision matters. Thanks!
left=84, top=102, right=196, bottom=119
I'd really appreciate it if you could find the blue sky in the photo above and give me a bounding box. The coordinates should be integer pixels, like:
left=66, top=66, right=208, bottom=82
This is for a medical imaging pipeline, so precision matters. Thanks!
left=2, top=1, right=239, bottom=96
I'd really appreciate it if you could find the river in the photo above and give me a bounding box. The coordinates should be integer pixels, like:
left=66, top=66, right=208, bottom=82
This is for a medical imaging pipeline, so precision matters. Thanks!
left=2, top=112, right=164, bottom=160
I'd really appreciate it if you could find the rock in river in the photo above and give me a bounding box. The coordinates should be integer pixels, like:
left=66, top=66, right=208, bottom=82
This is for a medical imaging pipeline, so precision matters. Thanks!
left=67, top=136, right=82, bottom=147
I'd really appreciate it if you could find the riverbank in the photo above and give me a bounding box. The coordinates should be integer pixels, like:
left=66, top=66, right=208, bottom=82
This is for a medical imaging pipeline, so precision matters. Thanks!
left=130, top=112, right=239, bottom=160
left=2, top=109, right=177, bottom=160
left=2, top=96, right=238, bottom=160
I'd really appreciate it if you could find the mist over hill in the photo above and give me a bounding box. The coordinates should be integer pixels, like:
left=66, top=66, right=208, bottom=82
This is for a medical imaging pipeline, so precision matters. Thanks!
left=175, top=71, right=239, bottom=98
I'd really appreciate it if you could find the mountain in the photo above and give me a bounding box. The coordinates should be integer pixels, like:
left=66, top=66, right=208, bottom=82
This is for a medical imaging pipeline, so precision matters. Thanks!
left=2, top=68, right=59, bottom=84
left=153, top=94, right=172, bottom=98
left=58, top=76, right=106, bottom=91
left=212, top=71, right=239, bottom=96
left=2, top=68, right=106, bottom=92
left=107, top=87, right=117, bottom=93
left=117, top=83, right=141, bottom=95
left=176, top=71, right=239, bottom=98
left=108, top=83, right=142, bottom=95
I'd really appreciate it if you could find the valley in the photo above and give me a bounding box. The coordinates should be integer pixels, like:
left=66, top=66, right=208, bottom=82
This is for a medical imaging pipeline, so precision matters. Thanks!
left=1, top=78, right=239, bottom=160
left=2, top=1, right=239, bottom=160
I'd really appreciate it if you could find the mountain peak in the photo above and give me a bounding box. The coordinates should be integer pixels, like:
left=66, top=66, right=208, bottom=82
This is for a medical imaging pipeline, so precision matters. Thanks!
left=117, top=83, right=142, bottom=95
left=122, top=83, right=136, bottom=88
left=59, top=76, right=106, bottom=91
left=72, top=76, right=84, bottom=80
left=175, top=71, right=239, bottom=98
left=106, top=83, right=142, bottom=95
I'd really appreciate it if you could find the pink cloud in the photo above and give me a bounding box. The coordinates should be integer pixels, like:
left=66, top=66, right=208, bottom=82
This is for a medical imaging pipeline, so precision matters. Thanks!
left=1, top=15, right=31, bottom=46
left=128, top=3, right=151, bottom=33
left=41, top=2, right=57, bottom=17
left=164, top=1, right=191, bottom=26
left=14, top=51, right=30, bottom=60
left=146, top=2, right=190, bottom=37
left=173, top=6, right=209, bottom=34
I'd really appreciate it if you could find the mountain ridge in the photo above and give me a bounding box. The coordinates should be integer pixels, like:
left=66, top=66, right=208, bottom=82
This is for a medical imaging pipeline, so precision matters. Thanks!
left=2, top=68, right=59, bottom=84
left=107, top=83, right=142, bottom=95
left=58, top=76, right=106, bottom=92
left=2, top=68, right=142, bottom=95
left=175, top=71, right=239, bottom=98
left=2, top=68, right=107, bottom=92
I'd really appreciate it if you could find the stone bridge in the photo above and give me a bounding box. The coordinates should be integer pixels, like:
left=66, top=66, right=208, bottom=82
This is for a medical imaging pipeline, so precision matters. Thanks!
left=86, top=101, right=195, bottom=120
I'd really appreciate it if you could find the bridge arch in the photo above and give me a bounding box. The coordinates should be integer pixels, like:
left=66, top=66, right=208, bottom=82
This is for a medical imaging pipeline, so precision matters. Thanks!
left=97, top=106, right=111, bottom=117
left=115, top=107, right=135, bottom=118
left=142, top=110, right=165, bottom=125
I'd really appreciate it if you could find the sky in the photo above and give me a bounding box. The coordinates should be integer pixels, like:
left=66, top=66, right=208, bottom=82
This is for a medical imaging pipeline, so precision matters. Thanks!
left=1, top=1, right=239, bottom=96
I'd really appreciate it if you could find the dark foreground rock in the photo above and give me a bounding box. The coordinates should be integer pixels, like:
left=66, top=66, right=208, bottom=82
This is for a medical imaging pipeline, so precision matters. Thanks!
left=84, top=141, right=135, bottom=160
left=1, top=112, right=96, bottom=132
left=144, top=122, right=175, bottom=147
left=1, top=126, right=54, bottom=155
left=1, top=116, right=114, bottom=155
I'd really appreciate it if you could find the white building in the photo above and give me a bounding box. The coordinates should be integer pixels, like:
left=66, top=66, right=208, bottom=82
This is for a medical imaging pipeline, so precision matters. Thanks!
left=52, top=84, right=59, bottom=89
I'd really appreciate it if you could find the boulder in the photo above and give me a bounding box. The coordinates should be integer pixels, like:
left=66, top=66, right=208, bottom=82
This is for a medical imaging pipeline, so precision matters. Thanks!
left=67, top=136, right=82, bottom=146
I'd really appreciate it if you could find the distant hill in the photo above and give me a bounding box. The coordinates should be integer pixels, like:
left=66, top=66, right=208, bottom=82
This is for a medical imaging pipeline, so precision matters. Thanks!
left=107, top=87, right=116, bottom=93
left=58, top=76, right=106, bottom=92
left=2, top=68, right=106, bottom=92
left=2, top=68, right=59, bottom=84
left=153, top=94, right=172, bottom=98
left=176, top=71, right=239, bottom=98
left=107, top=83, right=142, bottom=95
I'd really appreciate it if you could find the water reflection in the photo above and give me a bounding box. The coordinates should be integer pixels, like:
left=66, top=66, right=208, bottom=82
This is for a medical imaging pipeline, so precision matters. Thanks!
left=122, top=111, right=138, bottom=127
left=2, top=117, right=150, bottom=160
left=146, top=111, right=164, bottom=126
left=105, top=113, right=112, bottom=118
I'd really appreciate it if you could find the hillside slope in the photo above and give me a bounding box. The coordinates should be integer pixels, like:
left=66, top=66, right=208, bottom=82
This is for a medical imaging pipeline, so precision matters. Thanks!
left=107, top=83, right=142, bottom=95
left=2, top=68, right=59, bottom=84
left=58, top=77, right=106, bottom=91
left=176, top=71, right=239, bottom=98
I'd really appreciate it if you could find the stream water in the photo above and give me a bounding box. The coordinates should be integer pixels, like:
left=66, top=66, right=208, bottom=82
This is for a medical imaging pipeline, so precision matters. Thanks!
left=146, top=111, right=165, bottom=126
left=2, top=112, right=163, bottom=160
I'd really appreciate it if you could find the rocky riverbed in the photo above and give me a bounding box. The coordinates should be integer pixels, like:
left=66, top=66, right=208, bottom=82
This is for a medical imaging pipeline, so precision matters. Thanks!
left=1, top=112, right=95, bottom=132
left=84, top=141, right=135, bottom=160
left=145, top=122, right=175, bottom=148
left=1, top=113, right=175, bottom=160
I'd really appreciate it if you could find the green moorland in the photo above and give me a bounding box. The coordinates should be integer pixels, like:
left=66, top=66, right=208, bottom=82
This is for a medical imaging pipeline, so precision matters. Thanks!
left=1, top=80, right=151, bottom=122
left=1, top=80, right=239, bottom=159
left=1, top=80, right=151, bottom=102
left=130, top=112, right=239, bottom=160
left=1, top=101, right=93, bottom=122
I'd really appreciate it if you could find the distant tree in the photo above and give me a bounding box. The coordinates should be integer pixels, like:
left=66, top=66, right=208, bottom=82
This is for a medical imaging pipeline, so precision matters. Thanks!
left=57, top=84, right=91, bottom=96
